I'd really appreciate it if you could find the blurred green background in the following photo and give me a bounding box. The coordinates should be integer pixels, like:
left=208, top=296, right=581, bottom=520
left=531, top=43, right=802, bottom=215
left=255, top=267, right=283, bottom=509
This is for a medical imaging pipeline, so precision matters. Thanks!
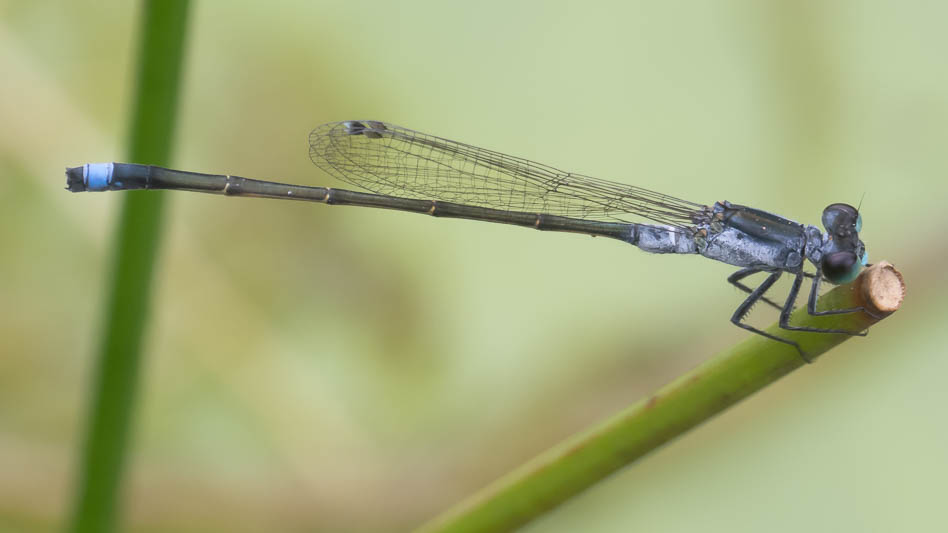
left=1, top=1, right=945, bottom=531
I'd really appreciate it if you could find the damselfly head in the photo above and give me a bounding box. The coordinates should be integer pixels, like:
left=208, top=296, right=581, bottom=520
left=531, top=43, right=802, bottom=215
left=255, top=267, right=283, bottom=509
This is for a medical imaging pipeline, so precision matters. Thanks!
left=820, top=203, right=868, bottom=284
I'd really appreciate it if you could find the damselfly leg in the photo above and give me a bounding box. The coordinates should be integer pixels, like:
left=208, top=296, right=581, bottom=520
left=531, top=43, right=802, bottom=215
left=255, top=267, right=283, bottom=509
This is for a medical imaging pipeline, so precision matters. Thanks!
left=729, top=268, right=872, bottom=362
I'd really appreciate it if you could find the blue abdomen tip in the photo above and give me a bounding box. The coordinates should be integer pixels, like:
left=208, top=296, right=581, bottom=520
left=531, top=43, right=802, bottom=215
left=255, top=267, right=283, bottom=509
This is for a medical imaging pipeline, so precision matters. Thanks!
left=84, top=163, right=114, bottom=190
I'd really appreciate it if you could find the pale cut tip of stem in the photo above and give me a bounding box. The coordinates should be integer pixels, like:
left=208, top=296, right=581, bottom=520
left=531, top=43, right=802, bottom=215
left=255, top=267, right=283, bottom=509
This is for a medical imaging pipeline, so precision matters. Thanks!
left=859, top=261, right=905, bottom=315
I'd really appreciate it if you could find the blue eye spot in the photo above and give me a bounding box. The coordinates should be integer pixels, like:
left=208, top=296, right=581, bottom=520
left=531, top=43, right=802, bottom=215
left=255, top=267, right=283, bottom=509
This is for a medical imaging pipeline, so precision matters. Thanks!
left=855, top=213, right=862, bottom=233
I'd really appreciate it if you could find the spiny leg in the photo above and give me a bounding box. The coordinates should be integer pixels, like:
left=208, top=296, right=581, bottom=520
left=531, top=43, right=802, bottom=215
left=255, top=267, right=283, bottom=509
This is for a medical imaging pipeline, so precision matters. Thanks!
left=729, top=270, right=806, bottom=360
left=778, top=270, right=869, bottom=337
left=728, top=268, right=817, bottom=309
left=727, top=268, right=782, bottom=311
left=806, top=265, right=880, bottom=319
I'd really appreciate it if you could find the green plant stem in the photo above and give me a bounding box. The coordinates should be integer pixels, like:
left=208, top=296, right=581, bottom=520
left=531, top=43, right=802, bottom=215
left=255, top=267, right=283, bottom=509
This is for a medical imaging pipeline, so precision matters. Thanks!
left=69, top=2, right=190, bottom=533
left=416, top=262, right=904, bottom=533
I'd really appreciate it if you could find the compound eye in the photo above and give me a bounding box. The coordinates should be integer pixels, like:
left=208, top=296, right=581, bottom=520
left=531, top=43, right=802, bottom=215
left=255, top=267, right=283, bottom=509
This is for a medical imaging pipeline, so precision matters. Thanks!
left=822, top=251, right=860, bottom=284
left=822, top=203, right=859, bottom=235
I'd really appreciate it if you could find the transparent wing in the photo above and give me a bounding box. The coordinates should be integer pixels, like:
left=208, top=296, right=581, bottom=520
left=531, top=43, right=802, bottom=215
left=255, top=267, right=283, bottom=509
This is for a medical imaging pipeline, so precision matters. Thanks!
left=309, top=120, right=706, bottom=229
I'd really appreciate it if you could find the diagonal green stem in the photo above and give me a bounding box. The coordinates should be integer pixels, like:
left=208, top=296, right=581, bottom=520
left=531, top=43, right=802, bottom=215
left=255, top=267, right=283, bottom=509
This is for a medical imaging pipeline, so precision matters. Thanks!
left=69, top=2, right=190, bottom=532
left=416, top=262, right=904, bottom=533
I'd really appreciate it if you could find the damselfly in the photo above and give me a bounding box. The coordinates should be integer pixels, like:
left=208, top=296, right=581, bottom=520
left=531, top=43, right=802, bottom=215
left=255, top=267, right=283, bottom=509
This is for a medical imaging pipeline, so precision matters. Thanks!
left=66, top=120, right=873, bottom=361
